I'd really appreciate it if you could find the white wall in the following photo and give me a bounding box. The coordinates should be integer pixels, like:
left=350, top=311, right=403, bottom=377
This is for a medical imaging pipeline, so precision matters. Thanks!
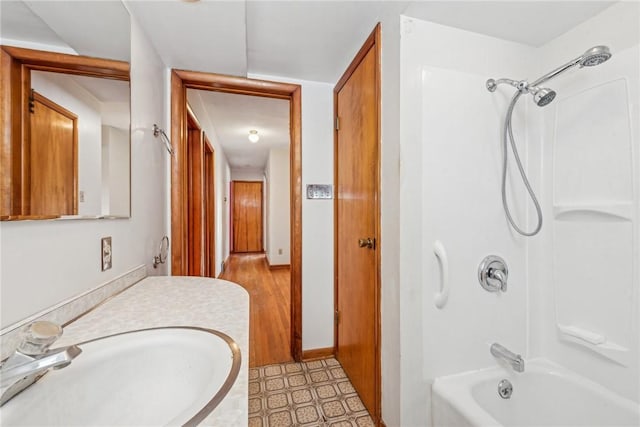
left=529, top=2, right=640, bottom=402
left=102, top=126, right=130, bottom=217
left=31, top=71, right=103, bottom=216
left=265, top=147, right=290, bottom=265
left=248, top=73, right=334, bottom=351
left=377, top=11, right=402, bottom=426
left=398, top=16, right=533, bottom=426
left=185, top=90, right=232, bottom=275
left=230, top=168, right=264, bottom=181
left=0, top=15, right=168, bottom=329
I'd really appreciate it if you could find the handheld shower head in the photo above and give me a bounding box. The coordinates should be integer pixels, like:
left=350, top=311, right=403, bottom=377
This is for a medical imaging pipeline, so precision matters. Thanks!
left=532, top=87, right=556, bottom=107
left=579, top=45, right=612, bottom=67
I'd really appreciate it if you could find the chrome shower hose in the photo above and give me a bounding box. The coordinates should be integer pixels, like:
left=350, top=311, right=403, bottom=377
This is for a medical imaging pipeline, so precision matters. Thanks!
left=501, top=92, right=543, bottom=236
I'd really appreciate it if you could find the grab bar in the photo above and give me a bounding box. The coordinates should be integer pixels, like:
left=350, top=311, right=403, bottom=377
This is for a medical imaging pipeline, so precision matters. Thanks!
left=434, top=240, right=449, bottom=309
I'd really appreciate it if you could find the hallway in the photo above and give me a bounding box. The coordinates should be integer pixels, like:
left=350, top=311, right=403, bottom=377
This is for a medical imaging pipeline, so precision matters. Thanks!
left=220, top=253, right=292, bottom=367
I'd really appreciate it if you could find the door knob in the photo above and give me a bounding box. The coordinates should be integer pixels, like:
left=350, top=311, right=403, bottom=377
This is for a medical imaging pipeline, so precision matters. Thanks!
left=358, top=238, right=375, bottom=249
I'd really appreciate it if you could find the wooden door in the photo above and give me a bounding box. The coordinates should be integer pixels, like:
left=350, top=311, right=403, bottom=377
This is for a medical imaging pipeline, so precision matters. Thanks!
left=334, top=26, right=380, bottom=420
left=28, top=91, right=78, bottom=215
left=232, top=181, right=263, bottom=253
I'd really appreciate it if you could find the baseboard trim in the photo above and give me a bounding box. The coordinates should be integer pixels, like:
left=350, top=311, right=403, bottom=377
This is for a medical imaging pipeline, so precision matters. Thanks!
left=301, top=347, right=334, bottom=361
left=265, top=256, right=290, bottom=271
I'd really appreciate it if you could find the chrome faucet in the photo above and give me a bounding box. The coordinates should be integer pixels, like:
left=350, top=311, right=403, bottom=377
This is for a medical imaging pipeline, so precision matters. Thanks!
left=490, top=343, right=524, bottom=373
left=1, top=321, right=81, bottom=405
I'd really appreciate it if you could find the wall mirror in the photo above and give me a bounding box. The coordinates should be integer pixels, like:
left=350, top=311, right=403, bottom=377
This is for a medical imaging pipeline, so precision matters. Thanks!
left=0, top=0, right=131, bottom=220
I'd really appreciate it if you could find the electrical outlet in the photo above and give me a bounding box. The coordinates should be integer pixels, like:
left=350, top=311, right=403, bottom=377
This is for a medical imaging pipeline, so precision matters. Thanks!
left=101, top=237, right=112, bottom=271
left=79, top=191, right=85, bottom=202
left=278, top=248, right=283, bottom=255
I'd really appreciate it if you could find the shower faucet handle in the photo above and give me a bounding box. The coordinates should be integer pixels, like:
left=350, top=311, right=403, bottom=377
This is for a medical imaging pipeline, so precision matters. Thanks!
left=478, top=255, right=508, bottom=293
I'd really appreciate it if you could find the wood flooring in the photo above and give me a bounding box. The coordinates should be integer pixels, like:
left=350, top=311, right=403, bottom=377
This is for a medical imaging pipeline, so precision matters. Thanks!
left=220, top=253, right=292, bottom=367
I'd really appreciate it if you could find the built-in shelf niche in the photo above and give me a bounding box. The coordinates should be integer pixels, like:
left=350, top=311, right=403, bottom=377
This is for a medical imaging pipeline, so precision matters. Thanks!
left=552, top=76, right=636, bottom=366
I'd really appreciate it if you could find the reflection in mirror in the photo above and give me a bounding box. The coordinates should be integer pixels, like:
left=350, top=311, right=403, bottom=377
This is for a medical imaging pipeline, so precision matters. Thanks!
left=0, top=0, right=131, bottom=221
left=29, top=71, right=131, bottom=217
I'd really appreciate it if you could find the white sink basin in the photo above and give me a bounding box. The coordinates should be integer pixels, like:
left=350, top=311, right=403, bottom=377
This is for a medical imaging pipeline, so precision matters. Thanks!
left=0, top=327, right=241, bottom=426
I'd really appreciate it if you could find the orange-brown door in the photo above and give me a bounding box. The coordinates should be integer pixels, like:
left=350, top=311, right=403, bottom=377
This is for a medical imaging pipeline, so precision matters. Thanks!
left=28, top=91, right=78, bottom=216
left=334, top=26, right=380, bottom=420
left=231, top=181, right=263, bottom=253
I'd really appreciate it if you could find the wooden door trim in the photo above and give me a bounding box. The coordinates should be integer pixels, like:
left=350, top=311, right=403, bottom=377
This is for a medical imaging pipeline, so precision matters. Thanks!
left=204, top=135, right=215, bottom=276
left=171, top=70, right=303, bottom=361
left=333, top=23, right=382, bottom=424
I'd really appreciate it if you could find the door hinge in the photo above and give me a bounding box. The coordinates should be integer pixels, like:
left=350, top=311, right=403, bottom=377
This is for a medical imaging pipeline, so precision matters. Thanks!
left=29, top=89, right=35, bottom=114
left=335, top=116, right=340, bottom=131
left=335, top=309, right=340, bottom=325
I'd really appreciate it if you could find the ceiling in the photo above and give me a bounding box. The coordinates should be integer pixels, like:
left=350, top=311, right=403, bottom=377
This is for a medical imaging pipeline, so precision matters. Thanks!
left=31, top=70, right=130, bottom=130
left=1, top=1, right=618, bottom=81
left=124, top=0, right=246, bottom=76
left=187, top=89, right=290, bottom=170
left=403, top=1, right=615, bottom=47
left=121, top=0, right=615, bottom=82
left=69, top=75, right=130, bottom=104
left=0, top=0, right=621, bottom=170
left=0, top=0, right=130, bottom=61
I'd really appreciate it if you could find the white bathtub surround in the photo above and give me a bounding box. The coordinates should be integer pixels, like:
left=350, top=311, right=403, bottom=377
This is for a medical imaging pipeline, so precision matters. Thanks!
left=399, top=3, right=640, bottom=425
left=0, top=265, right=146, bottom=361
left=432, top=359, right=640, bottom=427
left=528, top=1, right=640, bottom=402
left=398, top=16, right=533, bottom=426
left=49, top=276, right=249, bottom=426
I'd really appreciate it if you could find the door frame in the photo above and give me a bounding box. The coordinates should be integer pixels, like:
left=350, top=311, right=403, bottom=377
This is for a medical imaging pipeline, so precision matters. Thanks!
left=203, top=135, right=215, bottom=276
left=170, top=70, right=303, bottom=361
left=333, top=23, right=382, bottom=423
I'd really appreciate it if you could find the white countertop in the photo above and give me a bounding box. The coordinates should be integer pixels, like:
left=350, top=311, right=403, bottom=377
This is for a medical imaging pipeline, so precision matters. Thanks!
left=55, top=276, right=249, bottom=427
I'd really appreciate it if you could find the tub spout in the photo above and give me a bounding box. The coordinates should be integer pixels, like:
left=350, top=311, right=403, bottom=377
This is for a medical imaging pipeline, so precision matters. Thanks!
left=491, top=343, right=524, bottom=373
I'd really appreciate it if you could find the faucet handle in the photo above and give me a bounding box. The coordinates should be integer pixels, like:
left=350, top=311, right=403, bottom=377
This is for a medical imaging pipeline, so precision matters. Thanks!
left=18, top=321, right=63, bottom=355
left=478, top=255, right=508, bottom=293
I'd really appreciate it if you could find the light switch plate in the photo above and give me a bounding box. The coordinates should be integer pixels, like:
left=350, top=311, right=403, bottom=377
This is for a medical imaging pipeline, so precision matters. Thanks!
left=306, top=184, right=333, bottom=199
left=101, top=237, right=112, bottom=271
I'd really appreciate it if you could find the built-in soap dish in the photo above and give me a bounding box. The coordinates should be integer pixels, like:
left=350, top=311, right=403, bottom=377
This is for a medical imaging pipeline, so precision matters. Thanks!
left=553, top=203, right=633, bottom=222
left=557, top=324, right=630, bottom=366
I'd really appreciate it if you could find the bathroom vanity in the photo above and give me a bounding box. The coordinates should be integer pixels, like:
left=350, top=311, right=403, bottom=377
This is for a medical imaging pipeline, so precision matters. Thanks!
left=0, top=276, right=249, bottom=427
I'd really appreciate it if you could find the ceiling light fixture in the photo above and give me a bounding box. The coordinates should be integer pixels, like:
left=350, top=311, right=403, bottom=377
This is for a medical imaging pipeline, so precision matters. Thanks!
left=248, top=130, right=259, bottom=143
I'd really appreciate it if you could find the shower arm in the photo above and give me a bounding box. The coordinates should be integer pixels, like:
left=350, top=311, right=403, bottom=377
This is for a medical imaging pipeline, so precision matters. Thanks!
left=531, top=56, right=582, bottom=87
left=486, top=78, right=542, bottom=95
left=492, top=78, right=520, bottom=89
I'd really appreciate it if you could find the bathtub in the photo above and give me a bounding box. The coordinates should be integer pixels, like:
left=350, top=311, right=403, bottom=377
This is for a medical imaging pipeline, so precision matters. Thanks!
left=432, top=359, right=640, bottom=427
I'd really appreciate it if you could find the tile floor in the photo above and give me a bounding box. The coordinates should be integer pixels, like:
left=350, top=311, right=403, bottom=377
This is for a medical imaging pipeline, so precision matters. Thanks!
left=248, top=357, right=374, bottom=427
